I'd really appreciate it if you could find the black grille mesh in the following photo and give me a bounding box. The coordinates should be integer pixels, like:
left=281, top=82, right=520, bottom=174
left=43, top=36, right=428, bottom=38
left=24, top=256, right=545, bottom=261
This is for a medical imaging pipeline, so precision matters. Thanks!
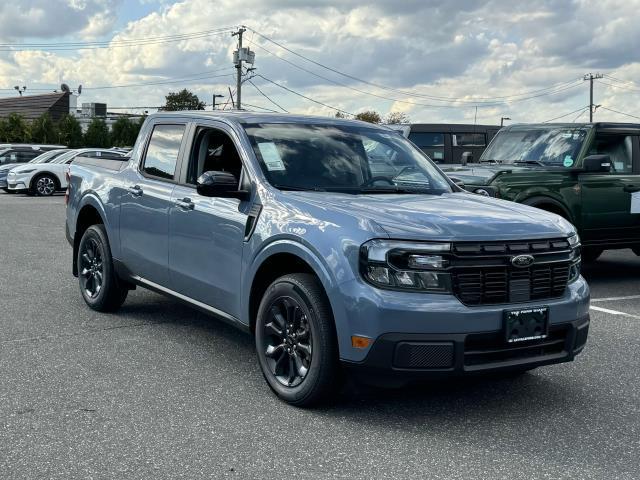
left=393, top=342, right=454, bottom=369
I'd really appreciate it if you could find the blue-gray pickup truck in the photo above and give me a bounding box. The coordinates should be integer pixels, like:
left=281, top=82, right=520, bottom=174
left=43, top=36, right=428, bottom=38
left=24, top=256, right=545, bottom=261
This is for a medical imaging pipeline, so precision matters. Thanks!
left=66, top=112, right=590, bottom=406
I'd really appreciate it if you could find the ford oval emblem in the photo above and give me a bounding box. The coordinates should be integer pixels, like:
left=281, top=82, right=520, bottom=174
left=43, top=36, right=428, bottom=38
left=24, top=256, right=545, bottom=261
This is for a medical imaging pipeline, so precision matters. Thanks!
left=511, top=254, right=534, bottom=268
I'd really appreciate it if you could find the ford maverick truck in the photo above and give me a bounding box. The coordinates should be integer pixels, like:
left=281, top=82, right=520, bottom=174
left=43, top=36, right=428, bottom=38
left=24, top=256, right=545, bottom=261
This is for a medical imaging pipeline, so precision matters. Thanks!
left=442, top=123, right=640, bottom=261
left=66, top=112, right=590, bottom=406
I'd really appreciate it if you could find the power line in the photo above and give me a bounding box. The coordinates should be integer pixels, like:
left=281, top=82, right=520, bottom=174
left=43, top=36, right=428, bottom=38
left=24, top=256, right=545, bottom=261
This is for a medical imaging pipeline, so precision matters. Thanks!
left=246, top=27, right=583, bottom=104
left=572, top=107, right=589, bottom=122
left=247, top=79, right=288, bottom=112
left=0, top=69, right=235, bottom=93
left=596, top=79, right=640, bottom=93
left=256, top=74, right=354, bottom=116
left=542, top=106, right=589, bottom=123
left=0, top=27, right=236, bottom=51
left=246, top=37, right=582, bottom=109
left=598, top=106, right=640, bottom=121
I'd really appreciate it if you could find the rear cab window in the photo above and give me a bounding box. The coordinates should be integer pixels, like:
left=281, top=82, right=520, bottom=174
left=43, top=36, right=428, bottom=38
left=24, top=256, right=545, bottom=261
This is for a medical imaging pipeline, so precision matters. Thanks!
left=141, top=124, right=186, bottom=181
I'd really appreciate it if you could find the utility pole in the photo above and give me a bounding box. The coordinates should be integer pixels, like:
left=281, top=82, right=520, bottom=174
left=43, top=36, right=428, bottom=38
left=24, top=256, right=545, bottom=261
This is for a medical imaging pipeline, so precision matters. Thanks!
left=232, top=27, right=246, bottom=110
left=583, top=73, right=603, bottom=122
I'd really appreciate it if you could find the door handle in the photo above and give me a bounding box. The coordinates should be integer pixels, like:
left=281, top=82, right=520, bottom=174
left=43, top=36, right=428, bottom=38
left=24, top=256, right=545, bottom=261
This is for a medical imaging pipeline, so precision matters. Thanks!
left=175, top=198, right=195, bottom=210
left=127, top=185, right=143, bottom=196
left=623, top=185, right=640, bottom=193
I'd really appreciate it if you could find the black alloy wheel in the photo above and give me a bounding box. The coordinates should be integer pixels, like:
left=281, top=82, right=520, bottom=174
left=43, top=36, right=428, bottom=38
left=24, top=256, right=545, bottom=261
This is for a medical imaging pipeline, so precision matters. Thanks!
left=77, top=224, right=128, bottom=312
left=79, top=237, right=104, bottom=299
left=262, top=296, right=313, bottom=388
left=255, top=273, right=339, bottom=407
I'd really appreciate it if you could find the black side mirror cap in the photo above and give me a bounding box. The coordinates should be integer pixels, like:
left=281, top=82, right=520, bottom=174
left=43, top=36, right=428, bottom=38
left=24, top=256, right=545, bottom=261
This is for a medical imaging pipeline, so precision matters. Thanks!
left=582, top=154, right=611, bottom=173
left=196, top=170, right=249, bottom=200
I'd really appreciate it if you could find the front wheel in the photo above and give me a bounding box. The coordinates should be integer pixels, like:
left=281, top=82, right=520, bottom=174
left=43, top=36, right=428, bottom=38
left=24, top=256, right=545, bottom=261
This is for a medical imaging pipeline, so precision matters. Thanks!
left=77, top=224, right=128, bottom=312
left=33, top=174, right=57, bottom=196
left=255, top=274, right=339, bottom=407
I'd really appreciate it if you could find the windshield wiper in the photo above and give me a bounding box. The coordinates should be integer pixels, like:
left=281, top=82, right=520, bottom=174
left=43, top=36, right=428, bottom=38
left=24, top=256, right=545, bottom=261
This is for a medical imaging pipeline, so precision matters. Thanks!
left=513, top=160, right=545, bottom=166
left=479, top=159, right=501, bottom=164
left=357, top=186, right=435, bottom=194
left=273, top=184, right=326, bottom=192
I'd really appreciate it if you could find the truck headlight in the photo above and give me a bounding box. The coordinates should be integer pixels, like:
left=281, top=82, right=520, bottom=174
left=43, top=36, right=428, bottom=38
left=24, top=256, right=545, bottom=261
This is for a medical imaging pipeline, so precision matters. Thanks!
left=360, top=240, right=452, bottom=293
left=567, top=233, right=581, bottom=283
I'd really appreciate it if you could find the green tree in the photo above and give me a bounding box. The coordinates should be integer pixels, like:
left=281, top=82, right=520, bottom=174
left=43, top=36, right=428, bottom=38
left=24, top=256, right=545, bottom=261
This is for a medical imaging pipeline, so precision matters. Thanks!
left=334, top=112, right=348, bottom=119
left=4, top=113, right=30, bottom=142
left=354, top=110, right=382, bottom=124
left=30, top=113, right=58, bottom=144
left=0, top=118, right=8, bottom=142
left=57, top=114, right=84, bottom=147
left=84, top=118, right=111, bottom=147
left=385, top=112, right=410, bottom=124
left=162, top=89, right=205, bottom=111
left=110, top=116, right=139, bottom=147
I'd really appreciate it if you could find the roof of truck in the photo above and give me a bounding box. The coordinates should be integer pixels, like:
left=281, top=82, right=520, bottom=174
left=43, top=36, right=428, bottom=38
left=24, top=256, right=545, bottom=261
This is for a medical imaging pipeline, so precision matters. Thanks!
left=505, top=122, right=640, bottom=130
left=146, top=110, right=394, bottom=129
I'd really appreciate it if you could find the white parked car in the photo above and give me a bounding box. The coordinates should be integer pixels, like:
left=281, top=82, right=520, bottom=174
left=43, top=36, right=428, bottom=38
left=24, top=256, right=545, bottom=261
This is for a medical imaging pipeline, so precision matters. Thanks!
left=7, top=148, right=125, bottom=196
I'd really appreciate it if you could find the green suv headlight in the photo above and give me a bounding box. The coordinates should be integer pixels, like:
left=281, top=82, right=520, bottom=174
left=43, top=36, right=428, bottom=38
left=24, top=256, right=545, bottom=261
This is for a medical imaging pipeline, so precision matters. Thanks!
left=360, top=240, right=452, bottom=293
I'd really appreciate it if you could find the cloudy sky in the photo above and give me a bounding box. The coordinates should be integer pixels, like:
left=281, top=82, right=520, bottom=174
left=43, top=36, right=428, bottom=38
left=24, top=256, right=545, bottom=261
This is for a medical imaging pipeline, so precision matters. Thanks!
left=1, top=0, right=639, bottom=124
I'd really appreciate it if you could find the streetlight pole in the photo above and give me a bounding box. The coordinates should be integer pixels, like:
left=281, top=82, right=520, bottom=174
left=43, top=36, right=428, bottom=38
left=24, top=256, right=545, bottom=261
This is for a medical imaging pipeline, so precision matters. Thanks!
left=212, top=94, right=224, bottom=111
left=500, top=116, right=511, bottom=127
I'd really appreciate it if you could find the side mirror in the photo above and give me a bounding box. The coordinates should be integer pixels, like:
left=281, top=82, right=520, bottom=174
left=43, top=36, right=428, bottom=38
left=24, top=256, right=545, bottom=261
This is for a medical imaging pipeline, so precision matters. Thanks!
left=449, top=176, right=465, bottom=190
left=196, top=171, right=249, bottom=200
left=461, top=151, right=474, bottom=166
left=582, top=154, right=611, bottom=173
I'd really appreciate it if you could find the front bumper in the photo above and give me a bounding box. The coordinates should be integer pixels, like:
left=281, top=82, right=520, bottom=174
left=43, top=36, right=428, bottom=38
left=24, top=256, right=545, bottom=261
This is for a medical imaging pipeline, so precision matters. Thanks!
left=6, top=173, right=28, bottom=191
left=343, top=314, right=589, bottom=387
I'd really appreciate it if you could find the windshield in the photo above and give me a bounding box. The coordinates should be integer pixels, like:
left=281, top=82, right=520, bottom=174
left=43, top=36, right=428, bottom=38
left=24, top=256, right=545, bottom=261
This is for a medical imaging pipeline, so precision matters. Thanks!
left=30, top=149, right=69, bottom=164
left=243, top=123, right=452, bottom=194
left=480, top=127, right=588, bottom=167
left=51, top=150, right=79, bottom=164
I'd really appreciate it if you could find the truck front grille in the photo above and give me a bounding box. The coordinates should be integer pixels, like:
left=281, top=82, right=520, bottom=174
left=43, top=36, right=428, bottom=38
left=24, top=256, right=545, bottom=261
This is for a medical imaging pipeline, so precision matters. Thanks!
left=450, top=239, right=575, bottom=306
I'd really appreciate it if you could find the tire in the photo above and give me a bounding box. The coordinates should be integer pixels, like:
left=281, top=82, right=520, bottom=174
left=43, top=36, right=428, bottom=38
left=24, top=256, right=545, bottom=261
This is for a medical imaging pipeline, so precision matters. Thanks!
left=581, top=247, right=603, bottom=263
left=32, top=173, right=58, bottom=196
left=632, top=247, right=640, bottom=257
left=255, top=273, right=339, bottom=407
left=77, top=224, right=128, bottom=312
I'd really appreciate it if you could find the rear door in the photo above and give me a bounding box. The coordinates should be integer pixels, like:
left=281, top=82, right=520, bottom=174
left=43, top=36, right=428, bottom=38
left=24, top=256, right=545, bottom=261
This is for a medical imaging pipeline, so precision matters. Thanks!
left=579, top=132, right=640, bottom=245
left=119, top=123, right=188, bottom=286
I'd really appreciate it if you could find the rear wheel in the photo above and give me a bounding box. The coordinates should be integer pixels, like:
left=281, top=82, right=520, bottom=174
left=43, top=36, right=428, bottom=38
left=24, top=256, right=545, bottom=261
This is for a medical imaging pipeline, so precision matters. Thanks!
left=255, top=273, right=339, bottom=407
left=77, top=224, right=128, bottom=312
left=32, top=174, right=58, bottom=196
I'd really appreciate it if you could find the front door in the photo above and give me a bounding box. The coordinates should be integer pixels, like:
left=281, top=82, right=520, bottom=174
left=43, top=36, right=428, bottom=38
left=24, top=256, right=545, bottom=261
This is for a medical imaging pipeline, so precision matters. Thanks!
left=119, top=123, right=187, bottom=286
left=168, top=123, right=250, bottom=319
left=580, top=133, right=640, bottom=245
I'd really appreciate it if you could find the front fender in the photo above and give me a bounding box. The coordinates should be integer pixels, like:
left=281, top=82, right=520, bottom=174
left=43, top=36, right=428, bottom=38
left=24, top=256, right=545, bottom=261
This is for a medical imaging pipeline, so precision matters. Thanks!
left=242, top=238, right=352, bottom=358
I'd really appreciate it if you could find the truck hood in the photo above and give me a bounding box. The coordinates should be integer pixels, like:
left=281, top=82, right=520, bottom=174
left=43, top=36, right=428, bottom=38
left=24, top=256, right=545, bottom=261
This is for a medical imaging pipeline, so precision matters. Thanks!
left=285, top=191, right=574, bottom=241
left=440, top=164, right=535, bottom=185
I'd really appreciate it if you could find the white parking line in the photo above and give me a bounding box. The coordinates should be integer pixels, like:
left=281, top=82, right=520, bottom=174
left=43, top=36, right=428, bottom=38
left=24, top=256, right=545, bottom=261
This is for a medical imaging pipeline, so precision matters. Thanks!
left=590, top=305, right=640, bottom=319
left=591, top=295, right=640, bottom=302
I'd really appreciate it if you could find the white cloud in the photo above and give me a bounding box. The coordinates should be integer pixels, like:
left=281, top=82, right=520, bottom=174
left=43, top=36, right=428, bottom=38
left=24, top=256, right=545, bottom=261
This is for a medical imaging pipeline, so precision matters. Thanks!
left=1, top=0, right=639, bottom=124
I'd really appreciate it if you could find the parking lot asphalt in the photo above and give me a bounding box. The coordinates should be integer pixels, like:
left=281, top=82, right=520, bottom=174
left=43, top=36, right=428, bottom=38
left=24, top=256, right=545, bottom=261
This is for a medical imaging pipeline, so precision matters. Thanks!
left=1, top=191, right=639, bottom=480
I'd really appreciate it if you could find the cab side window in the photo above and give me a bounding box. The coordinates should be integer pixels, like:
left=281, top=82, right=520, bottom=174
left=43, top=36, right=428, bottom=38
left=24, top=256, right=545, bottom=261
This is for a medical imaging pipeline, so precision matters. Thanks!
left=142, top=124, right=186, bottom=181
left=587, top=135, right=633, bottom=173
left=187, top=127, right=243, bottom=187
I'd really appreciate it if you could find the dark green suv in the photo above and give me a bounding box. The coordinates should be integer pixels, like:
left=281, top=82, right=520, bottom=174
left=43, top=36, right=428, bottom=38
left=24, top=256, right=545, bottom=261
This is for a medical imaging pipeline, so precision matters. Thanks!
left=442, top=123, right=640, bottom=261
